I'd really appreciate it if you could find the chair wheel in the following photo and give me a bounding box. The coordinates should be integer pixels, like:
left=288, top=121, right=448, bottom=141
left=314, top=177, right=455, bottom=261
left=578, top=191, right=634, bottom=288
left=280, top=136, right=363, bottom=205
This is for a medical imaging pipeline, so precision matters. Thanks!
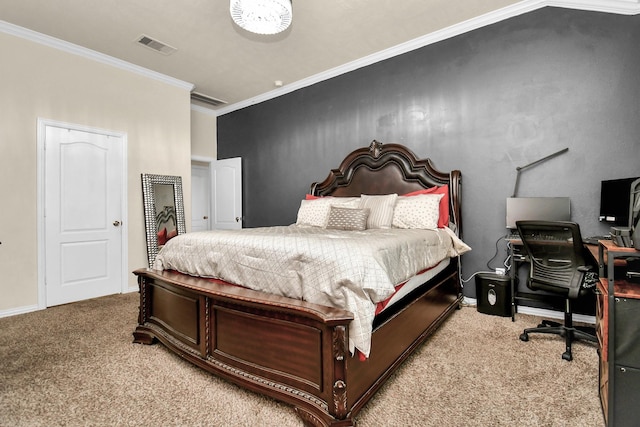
left=520, top=333, right=529, bottom=342
left=562, top=351, right=573, bottom=361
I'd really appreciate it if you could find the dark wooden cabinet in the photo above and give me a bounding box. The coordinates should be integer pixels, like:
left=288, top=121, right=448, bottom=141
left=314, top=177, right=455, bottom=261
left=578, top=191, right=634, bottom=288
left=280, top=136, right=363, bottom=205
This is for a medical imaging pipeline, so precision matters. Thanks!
left=596, top=240, right=640, bottom=426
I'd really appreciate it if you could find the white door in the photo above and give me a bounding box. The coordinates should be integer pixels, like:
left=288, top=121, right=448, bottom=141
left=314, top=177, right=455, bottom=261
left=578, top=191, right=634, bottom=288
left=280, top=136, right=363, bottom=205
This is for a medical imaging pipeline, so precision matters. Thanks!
left=44, top=125, right=124, bottom=306
left=191, top=163, right=211, bottom=232
left=213, top=157, right=242, bottom=229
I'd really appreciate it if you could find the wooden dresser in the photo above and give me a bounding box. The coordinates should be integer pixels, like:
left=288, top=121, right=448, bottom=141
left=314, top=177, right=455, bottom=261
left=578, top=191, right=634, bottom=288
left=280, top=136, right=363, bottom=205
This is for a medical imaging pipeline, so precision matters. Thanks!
left=596, top=240, right=640, bottom=426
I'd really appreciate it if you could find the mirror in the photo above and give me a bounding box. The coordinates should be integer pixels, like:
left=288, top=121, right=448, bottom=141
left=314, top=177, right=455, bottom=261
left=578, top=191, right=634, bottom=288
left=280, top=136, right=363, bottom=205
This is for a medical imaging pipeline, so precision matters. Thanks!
left=141, top=174, right=186, bottom=267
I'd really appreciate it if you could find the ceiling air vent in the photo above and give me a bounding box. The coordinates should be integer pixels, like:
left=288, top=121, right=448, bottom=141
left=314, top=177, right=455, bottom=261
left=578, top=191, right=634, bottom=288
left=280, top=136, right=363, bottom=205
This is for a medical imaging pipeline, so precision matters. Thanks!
left=136, top=34, right=177, bottom=55
left=191, top=92, right=227, bottom=107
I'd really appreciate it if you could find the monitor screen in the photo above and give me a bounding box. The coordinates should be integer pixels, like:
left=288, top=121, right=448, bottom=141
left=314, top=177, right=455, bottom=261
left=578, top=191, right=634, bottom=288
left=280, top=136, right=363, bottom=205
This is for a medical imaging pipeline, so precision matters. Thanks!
left=506, top=197, right=571, bottom=229
left=599, top=177, right=640, bottom=226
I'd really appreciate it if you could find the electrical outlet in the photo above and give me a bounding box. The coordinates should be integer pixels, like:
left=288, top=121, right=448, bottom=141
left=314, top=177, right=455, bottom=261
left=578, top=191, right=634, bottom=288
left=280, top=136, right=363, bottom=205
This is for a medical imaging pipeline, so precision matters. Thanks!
left=495, top=268, right=506, bottom=275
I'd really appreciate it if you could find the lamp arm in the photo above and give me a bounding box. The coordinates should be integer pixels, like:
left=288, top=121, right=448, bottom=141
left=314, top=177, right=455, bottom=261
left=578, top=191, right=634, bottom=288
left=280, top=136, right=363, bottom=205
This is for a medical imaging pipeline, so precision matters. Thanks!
left=512, top=171, right=522, bottom=199
left=511, top=148, right=569, bottom=198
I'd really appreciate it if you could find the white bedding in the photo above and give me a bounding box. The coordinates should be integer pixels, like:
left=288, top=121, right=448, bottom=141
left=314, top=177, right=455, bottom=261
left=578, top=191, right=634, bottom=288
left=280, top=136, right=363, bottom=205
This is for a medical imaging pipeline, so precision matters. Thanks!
left=378, top=258, right=451, bottom=315
left=154, top=225, right=470, bottom=357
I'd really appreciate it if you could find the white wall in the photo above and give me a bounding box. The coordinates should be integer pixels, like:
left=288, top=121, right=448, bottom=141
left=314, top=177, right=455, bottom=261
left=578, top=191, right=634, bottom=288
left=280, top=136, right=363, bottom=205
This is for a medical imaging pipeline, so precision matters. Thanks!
left=0, top=28, right=192, bottom=313
left=191, top=104, right=217, bottom=160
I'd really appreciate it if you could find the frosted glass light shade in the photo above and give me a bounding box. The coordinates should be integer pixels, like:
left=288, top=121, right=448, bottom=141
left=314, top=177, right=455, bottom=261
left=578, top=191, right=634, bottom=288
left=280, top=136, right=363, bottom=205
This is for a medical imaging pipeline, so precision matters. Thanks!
left=230, top=0, right=292, bottom=35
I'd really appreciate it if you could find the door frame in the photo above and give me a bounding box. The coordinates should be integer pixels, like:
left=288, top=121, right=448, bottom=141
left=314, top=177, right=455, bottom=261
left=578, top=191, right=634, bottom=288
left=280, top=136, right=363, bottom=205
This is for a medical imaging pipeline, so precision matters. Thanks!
left=191, top=155, right=214, bottom=168
left=36, top=118, right=129, bottom=309
left=191, top=155, right=215, bottom=231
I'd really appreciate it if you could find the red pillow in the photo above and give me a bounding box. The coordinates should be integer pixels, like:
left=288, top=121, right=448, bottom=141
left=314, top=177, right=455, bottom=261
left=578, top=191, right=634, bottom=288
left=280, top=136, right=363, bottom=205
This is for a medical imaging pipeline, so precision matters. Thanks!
left=403, top=185, right=449, bottom=228
left=166, top=228, right=178, bottom=241
left=157, top=227, right=168, bottom=246
left=305, top=194, right=320, bottom=200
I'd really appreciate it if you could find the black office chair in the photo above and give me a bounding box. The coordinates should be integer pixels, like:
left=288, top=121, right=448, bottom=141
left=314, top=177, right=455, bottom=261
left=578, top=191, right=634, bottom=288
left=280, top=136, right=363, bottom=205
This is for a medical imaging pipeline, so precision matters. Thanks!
left=516, top=220, right=598, bottom=361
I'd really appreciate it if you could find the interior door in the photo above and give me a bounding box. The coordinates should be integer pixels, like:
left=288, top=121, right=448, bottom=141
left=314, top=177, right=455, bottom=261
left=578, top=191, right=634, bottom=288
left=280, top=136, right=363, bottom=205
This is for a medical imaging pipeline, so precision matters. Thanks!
left=191, top=163, right=211, bottom=232
left=44, top=125, right=123, bottom=306
left=213, top=157, right=242, bottom=229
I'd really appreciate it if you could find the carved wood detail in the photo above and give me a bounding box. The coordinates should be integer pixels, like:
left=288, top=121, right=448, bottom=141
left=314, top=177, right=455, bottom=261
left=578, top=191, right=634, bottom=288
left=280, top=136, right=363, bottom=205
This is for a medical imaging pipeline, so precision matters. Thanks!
left=333, top=325, right=346, bottom=361
left=368, top=139, right=383, bottom=158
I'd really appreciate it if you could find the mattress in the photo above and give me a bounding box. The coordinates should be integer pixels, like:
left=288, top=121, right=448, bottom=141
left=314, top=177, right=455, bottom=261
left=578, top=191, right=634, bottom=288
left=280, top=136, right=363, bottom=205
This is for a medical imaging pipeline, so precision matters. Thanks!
left=154, top=225, right=470, bottom=356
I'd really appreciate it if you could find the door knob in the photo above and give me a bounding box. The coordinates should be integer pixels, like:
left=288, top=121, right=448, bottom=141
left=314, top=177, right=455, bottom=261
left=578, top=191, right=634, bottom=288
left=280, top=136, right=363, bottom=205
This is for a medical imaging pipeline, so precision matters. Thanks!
left=236, top=217, right=240, bottom=222
left=203, top=216, right=209, bottom=220
left=113, top=220, right=121, bottom=226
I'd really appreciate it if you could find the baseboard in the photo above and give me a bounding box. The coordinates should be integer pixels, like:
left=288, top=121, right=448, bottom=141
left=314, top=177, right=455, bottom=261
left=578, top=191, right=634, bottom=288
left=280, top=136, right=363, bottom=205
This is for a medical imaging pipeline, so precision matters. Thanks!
left=0, top=304, right=40, bottom=319
left=462, top=296, right=478, bottom=307
left=1, top=289, right=138, bottom=319
left=516, top=305, right=596, bottom=325
left=463, top=297, right=595, bottom=325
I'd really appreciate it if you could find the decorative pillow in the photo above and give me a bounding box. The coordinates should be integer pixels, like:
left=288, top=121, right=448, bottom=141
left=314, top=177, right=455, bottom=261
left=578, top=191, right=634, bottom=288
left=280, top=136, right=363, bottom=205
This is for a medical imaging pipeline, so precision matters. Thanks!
left=402, top=184, right=449, bottom=228
left=157, top=227, right=168, bottom=246
left=296, top=199, right=331, bottom=227
left=326, top=207, right=370, bottom=231
left=295, top=197, right=360, bottom=227
left=166, top=228, right=178, bottom=241
left=358, top=194, right=398, bottom=229
left=392, top=193, right=444, bottom=229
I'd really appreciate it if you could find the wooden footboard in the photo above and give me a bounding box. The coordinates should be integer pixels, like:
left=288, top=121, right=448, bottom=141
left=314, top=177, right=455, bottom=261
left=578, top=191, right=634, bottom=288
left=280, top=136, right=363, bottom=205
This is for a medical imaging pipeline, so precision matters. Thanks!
left=133, top=266, right=461, bottom=426
left=133, top=268, right=355, bottom=426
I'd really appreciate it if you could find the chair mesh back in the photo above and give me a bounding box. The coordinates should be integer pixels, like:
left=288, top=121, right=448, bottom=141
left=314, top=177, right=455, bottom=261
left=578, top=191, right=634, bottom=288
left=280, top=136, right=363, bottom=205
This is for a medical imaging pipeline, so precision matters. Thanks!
left=515, top=221, right=586, bottom=296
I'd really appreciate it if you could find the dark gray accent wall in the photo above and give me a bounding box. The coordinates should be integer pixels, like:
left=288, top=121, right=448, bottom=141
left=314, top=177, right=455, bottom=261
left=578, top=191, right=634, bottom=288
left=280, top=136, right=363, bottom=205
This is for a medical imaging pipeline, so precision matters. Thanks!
left=217, top=7, right=640, bottom=298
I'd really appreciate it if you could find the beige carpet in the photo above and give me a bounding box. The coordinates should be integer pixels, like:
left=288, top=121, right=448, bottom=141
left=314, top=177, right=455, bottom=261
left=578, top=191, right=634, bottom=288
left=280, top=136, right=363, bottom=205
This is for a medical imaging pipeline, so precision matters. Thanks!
left=0, top=293, right=603, bottom=426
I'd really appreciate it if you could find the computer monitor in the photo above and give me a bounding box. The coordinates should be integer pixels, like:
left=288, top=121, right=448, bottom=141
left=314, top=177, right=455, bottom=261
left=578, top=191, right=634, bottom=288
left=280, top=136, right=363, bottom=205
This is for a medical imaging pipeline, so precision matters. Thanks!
left=599, top=177, right=640, bottom=226
left=506, top=197, right=571, bottom=229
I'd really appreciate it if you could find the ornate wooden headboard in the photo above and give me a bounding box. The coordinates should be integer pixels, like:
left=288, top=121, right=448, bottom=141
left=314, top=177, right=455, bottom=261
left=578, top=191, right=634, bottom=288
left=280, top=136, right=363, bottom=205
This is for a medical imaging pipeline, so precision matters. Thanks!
left=310, top=140, right=462, bottom=236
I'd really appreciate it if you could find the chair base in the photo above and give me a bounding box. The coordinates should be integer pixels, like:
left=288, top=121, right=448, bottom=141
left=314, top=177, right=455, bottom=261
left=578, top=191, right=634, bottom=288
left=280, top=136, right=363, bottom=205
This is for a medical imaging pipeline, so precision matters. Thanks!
left=520, top=319, right=597, bottom=361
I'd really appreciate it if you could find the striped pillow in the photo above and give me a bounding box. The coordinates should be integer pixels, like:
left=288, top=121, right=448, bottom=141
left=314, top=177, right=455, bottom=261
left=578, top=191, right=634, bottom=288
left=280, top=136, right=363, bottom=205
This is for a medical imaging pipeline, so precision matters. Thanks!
left=358, top=194, right=398, bottom=229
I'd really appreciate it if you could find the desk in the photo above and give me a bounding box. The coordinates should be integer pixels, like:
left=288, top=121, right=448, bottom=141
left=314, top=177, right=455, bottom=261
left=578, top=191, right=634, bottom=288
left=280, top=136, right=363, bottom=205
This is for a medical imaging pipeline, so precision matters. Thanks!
left=595, top=240, right=640, bottom=427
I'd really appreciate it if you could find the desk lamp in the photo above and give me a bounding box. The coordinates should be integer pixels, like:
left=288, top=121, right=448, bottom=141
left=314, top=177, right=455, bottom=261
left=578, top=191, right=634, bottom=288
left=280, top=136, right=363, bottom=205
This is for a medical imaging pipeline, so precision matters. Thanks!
left=511, top=148, right=569, bottom=198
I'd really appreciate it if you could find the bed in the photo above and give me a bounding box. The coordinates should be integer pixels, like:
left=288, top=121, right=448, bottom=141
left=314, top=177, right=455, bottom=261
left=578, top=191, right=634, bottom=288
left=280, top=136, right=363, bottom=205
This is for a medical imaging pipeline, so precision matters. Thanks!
left=133, top=140, right=467, bottom=426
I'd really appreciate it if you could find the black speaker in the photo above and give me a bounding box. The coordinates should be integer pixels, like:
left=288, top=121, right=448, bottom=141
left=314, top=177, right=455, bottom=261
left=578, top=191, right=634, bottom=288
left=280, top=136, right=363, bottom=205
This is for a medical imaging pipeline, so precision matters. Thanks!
left=475, top=273, right=511, bottom=317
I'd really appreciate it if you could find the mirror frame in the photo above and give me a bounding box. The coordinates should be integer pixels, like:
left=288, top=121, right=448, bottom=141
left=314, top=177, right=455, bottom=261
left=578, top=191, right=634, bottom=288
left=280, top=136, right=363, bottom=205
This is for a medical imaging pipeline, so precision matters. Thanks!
left=141, top=173, right=186, bottom=267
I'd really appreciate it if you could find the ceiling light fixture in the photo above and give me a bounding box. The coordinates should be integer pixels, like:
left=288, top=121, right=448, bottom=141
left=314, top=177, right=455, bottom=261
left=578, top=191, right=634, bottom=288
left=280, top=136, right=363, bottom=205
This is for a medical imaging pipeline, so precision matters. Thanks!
left=230, top=0, right=292, bottom=35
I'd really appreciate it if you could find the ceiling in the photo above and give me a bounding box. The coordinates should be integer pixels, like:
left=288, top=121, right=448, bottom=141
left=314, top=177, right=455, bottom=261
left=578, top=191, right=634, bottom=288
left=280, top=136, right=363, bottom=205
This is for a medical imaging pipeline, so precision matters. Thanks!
left=0, top=0, right=562, bottom=112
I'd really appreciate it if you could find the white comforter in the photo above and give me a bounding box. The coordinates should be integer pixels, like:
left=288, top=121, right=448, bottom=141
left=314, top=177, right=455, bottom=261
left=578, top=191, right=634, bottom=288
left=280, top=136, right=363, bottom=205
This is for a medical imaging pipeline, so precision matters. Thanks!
left=154, top=225, right=470, bottom=357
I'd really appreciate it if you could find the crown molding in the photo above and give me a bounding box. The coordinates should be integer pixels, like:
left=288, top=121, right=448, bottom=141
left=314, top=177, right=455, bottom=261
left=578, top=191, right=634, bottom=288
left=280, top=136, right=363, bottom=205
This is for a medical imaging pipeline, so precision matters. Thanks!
left=0, top=20, right=194, bottom=92
left=548, top=0, right=640, bottom=14
left=215, top=0, right=640, bottom=116
left=191, top=104, right=217, bottom=116
left=3, top=0, right=638, bottom=113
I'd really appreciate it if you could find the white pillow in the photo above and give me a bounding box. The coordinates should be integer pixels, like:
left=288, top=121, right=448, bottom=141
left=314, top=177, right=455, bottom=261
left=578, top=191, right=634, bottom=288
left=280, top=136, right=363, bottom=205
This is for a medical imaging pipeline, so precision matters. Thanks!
left=295, top=197, right=359, bottom=227
left=392, top=193, right=444, bottom=229
left=358, top=194, right=398, bottom=229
